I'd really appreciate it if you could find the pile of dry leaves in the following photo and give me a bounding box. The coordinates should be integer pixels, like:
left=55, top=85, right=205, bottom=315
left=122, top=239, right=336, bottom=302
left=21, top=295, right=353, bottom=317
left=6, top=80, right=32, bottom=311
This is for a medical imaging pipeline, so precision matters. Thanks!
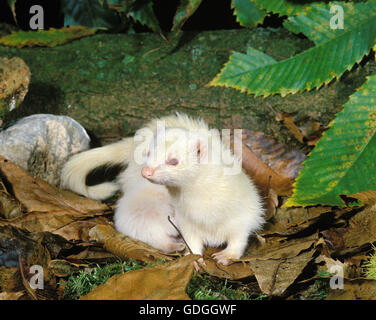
left=0, top=123, right=375, bottom=300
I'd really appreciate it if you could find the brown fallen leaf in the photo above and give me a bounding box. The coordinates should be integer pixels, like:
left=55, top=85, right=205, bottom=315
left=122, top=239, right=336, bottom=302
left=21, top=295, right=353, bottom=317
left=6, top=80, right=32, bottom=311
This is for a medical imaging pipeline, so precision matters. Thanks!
left=88, top=224, right=177, bottom=264
left=275, top=111, right=304, bottom=143
left=326, top=279, right=376, bottom=300
left=240, top=130, right=306, bottom=196
left=0, top=179, right=24, bottom=219
left=48, top=259, right=89, bottom=277
left=240, top=142, right=294, bottom=196
left=66, top=247, right=118, bottom=264
left=242, top=130, right=306, bottom=180
left=271, top=105, right=325, bottom=146
left=248, top=249, right=316, bottom=296
left=335, top=206, right=376, bottom=256
left=240, top=233, right=320, bottom=295
left=244, top=233, right=318, bottom=260
left=0, top=266, right=20, bottom=293
left=200, top=248, right=254, bottom=280
left=347, top=190, right=376, bottom=206
left=52, top=217, right=112, bottom=241
left=0, top=156, right=111, bottom=236
left=80, top=254, right=199, bottom=300
left=299, top=119, right=325, bottom=146
left=0, top=291, right=24, bottom=300
left=261, top=205, right=333, bottom=236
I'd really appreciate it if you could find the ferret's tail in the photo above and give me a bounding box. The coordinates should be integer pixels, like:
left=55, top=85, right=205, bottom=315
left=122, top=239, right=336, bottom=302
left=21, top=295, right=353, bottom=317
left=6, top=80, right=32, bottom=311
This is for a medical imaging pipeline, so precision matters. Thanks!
left=60, top=138, right=134, bottom=200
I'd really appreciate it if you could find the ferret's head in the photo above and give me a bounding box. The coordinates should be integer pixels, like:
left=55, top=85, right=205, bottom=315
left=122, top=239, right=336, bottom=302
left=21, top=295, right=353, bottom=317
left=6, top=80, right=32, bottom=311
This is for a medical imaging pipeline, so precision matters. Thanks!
left=141, top=127, right=207, bottom=187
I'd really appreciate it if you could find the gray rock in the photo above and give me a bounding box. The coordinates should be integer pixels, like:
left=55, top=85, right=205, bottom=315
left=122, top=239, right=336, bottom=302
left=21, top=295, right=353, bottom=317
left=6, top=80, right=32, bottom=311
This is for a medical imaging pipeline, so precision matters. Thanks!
left=0, top=114, right=90, bottom=186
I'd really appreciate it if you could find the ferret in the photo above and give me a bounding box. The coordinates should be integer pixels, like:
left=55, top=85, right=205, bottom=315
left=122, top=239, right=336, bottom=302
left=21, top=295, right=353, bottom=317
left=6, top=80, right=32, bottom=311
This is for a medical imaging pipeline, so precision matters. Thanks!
left=141, top=126, right=265, bottom=265
left=61, top=113, right=264, bottom=264
left=61, top=113, right=208, bottom=254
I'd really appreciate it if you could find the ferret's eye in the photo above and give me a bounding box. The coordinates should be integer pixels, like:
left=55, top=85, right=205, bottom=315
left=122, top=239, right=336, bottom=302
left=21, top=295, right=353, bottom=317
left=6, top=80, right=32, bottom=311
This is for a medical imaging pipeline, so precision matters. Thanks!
left=166, top=158, right=179, bottom=166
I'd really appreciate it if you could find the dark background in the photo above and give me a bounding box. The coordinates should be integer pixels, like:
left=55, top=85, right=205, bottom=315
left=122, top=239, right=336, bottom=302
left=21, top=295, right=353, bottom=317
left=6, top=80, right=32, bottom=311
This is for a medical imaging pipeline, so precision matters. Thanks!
left=0, top=0, right=283, bottom=32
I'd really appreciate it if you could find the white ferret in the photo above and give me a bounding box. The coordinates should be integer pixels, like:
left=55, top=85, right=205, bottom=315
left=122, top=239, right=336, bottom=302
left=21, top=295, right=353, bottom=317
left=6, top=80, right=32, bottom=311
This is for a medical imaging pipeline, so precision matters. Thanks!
left=61, top=113, right=264, bottom=264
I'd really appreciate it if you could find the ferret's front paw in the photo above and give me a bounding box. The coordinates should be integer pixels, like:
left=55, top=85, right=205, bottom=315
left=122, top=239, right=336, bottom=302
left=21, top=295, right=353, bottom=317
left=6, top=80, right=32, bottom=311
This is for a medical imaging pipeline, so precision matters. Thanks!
left=193, top=257, right=206, bottom=272
left=212, top=250, right=239, bottom=266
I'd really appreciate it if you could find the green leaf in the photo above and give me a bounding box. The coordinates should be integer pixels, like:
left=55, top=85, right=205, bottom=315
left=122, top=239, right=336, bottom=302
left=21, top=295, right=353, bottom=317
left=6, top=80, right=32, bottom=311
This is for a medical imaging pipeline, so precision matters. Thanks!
left=250, top=0, right=314, bottom=16
left=285, top=73, right=376, bottom=207
left=209, top=2, right=376, bottom=97
left=171, top=0, right=203, bottom=33
left=127, top=1, right=161, bottom=33
left=283, top=2, right=370, bottom=45
left=0, top=26, right=97, bottom=48
left=231, top=0, right=267, bottom=28
left=61, top=0, right=120, bottom=29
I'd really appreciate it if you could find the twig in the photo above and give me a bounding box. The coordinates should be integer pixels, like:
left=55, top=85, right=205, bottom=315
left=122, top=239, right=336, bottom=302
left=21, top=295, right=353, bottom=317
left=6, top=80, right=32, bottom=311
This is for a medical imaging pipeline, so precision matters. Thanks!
left=167, top=216, right=193, bottom=254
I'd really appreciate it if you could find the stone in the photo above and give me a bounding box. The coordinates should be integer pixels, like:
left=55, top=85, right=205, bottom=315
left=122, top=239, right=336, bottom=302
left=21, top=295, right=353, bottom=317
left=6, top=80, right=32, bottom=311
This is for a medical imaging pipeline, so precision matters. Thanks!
left=0, top=114, right=90, bottom=186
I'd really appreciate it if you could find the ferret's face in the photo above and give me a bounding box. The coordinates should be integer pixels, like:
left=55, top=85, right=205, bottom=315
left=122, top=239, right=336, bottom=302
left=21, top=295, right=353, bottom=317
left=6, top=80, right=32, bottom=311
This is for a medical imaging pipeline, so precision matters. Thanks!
left=141, top=128, right=202, bottom=186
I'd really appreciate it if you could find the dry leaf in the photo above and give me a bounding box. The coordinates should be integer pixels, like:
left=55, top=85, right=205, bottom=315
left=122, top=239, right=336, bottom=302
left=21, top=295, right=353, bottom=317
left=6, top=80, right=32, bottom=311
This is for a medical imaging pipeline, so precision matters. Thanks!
left=336, top=206, right=376, bottom=255
left=299, top=120, right=324, bottom=146
left=80, top=254, right=199, bottom=300
left=248, top=249, right=315, bottom=295
left=52, top=217, right=112, bottom=241
left=240, top=234, right=320, bottom=295
left=89, top=225, right=176, bottom=264
left=240, top=130, right=306, bottom=196
left=200, top=248, right=254, bottom=280
left=0, top=291, right=24, bottom=300
left=66, top=247, right=118, bottom=263
left=261, top=205, right=332, bottom=236
left=48, top=259, right=88, bottom=277
left=0, top=156, right=111, bottom=236
left=241, top=143, right=294, bottom=196
left=348, top=190, right=376, bottom=206
left=243, top=233, right=318, bottom=260
left=275, top=111, right=304, bottom=143
left=326, top=279, right=376, bottom=300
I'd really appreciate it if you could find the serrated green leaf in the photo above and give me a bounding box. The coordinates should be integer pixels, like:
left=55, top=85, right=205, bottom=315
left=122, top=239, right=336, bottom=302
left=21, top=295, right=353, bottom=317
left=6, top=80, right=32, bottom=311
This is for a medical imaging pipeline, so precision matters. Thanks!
left=128, top=1, right=161, bottom=33
left=0, top=26, right=97, bottom=48
left=171, top=0, right=203, bottom=33
left=284, top=2, right=371, bottom=45
left=61, top=0, right=120, bottom=29
left=285, top=73, right=376, bottom=207
left=231, top=0, right=267, bottom=28
left=210, top=2, right=376, bottom=97
left=250, top=0, right=314, bottom=16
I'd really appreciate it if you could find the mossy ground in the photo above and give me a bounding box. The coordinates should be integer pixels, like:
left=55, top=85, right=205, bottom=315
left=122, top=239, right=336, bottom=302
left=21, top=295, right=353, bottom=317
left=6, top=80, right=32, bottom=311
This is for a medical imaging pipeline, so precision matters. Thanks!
left=1, top=27, right=374, bottom=147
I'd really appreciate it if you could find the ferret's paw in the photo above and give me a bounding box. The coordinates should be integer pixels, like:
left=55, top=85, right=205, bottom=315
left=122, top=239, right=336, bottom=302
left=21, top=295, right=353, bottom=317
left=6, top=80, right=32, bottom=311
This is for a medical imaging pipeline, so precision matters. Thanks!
left=212, top=250, right=238, bottom=266
left=193, top=257, right=206, bottom=272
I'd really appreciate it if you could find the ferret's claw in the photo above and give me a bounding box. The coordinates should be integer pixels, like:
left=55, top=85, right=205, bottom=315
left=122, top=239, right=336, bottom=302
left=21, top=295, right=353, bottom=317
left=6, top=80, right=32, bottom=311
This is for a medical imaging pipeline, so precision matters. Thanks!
left=193, top=257, right=206, bottom=272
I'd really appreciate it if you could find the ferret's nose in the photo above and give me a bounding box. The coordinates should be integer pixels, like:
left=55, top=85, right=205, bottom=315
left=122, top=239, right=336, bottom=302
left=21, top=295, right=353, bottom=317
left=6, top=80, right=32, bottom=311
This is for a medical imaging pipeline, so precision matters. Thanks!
left=142, top=166, right=154, bottom=178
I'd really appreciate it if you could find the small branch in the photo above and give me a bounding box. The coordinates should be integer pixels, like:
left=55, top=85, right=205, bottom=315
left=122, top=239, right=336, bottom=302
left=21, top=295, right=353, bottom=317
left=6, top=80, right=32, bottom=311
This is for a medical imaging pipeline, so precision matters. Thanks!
left=167, top=216, right=193, bottom=255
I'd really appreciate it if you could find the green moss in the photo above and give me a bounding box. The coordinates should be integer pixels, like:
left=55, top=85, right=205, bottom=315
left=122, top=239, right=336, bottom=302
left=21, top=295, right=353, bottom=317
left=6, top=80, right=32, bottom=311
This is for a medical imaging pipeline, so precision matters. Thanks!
left=61, top=259, right=143, bottom=300
left=186, top=274, right=264, bottom=300
left=363, top=246, right=376, bottom=280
